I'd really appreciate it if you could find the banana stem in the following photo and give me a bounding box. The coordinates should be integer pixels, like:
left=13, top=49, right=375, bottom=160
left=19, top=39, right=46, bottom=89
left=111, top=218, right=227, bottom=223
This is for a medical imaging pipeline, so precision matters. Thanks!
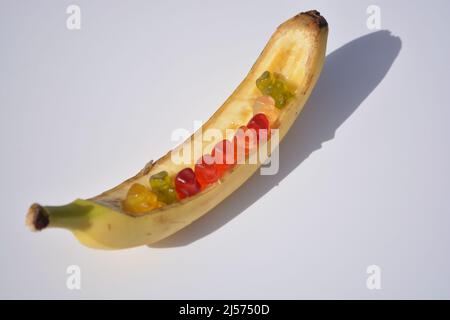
left=26, top=201, right=94, bottom=232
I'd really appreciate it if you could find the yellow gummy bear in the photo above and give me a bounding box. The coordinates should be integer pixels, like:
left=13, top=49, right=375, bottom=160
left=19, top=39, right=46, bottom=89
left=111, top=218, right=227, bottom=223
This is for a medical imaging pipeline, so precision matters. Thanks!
left=122, top=183, right=160, bottom=215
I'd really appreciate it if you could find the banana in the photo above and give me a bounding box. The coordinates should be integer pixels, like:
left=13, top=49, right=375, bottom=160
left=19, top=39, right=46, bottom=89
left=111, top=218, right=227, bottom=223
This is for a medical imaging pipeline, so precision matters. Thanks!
left=26, top=11, right=328, bottom=249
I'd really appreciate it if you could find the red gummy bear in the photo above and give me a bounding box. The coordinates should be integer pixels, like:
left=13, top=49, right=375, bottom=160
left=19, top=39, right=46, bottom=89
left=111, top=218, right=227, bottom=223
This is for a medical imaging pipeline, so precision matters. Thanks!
left=247, top=113, right=270, bottom=142
left=233, top=126, right=257, bottom=162
left=195, top=154, right=220, bottom=189
left=175, top=168, right=201, bottom=199
left=211, top=139, right=235, bottom=176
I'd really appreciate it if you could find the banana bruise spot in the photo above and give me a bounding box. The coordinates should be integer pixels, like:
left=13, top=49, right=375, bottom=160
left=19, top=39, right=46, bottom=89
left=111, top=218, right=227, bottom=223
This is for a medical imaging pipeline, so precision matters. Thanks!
left=26, top=203, right=49, bottom=231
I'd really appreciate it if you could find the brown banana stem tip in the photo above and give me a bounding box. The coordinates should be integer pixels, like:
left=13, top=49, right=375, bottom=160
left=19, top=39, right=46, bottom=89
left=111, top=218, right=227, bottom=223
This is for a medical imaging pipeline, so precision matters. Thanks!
left=302, top=10, right=328, bottom=28
left=26, top=203, right=49, bottom=231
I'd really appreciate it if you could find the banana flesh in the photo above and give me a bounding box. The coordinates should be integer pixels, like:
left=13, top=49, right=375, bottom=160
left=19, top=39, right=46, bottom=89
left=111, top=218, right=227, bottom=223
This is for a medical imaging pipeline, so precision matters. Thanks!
left=26, top=11, right=328, bottom=249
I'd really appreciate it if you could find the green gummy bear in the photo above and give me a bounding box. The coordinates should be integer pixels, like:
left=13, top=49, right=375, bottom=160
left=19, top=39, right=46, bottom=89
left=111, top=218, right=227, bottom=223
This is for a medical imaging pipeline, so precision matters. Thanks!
left=255, top=71, right=294, bottom=109
left=149, top=171, right=177, bottom=204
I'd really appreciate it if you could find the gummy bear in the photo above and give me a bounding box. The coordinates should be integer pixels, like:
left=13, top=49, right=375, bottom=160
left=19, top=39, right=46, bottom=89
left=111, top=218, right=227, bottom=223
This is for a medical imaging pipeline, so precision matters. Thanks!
left=175, top=168, right=201, bottom=199
left=233, top=126, right=258, bottom=163
left=149, top=171, right=177, bottom=204
left=247, top=113, right=270, bottom=142
left=211, top=139, right=235, bottom=176
left=195, top=154, right=220, bottom=189
left=256, top=71, right=293, bottom=108
left=256, top=71, right=273, bottom=93
left=252, top=95, right=280, bottom=125
left=122, top=183, right=161, bottom=214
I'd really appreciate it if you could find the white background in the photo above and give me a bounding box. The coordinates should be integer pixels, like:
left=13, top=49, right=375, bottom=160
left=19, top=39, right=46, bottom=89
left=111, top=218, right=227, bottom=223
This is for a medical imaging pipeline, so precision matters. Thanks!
left=1, top=0, right=449, bottom=299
